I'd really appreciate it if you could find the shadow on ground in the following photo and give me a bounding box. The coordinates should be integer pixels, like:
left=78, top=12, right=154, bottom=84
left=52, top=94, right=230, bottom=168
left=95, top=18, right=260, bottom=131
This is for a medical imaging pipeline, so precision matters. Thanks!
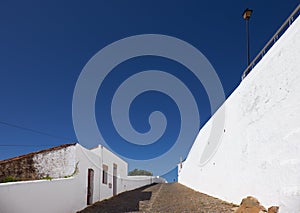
left=78, top=183, right=238, bottom=213
left=77, top=184, right=154, bottom=213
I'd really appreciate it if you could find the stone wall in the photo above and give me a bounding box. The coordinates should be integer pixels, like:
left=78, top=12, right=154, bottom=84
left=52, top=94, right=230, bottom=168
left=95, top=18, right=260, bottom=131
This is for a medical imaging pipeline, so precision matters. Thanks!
left=0, top=155, right=37, bottom=182
left=0, top=143, right=76, bottom=182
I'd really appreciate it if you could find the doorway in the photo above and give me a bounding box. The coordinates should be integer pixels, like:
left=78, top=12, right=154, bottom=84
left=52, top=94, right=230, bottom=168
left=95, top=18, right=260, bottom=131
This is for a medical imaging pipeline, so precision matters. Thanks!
left=113, top=164, right=117, bottom=196
left=87, top=168, right=94, bottom=205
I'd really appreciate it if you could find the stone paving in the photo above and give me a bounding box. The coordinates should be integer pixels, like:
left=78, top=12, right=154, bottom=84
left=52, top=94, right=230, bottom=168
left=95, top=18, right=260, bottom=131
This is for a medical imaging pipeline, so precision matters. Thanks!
left=78, top=183, right=238, bottom=213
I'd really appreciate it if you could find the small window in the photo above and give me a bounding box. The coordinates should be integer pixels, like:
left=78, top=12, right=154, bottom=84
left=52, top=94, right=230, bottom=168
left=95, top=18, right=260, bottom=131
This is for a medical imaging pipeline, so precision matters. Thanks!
left=102, top=164, right=108, bottom=184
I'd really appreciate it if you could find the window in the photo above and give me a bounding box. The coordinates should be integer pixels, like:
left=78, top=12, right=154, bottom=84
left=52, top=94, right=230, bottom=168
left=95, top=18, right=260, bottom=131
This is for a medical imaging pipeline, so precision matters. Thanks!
left=102, top=164, right=108, bottom=184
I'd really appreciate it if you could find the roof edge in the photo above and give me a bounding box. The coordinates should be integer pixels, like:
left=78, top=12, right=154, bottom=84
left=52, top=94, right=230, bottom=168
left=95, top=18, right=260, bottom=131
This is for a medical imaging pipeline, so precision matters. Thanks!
left=0, top=143, right=76, bottom=164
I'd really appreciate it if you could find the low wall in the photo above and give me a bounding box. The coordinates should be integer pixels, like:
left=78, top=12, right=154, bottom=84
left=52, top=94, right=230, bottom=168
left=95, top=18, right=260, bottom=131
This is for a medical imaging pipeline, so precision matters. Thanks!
left=122, top=176, right=166, bottom=191
left=0, top=175, right=165, bottom=213
left=179, top=16, right=300, bottom=212
left=0, top=177, right=84, bottom=213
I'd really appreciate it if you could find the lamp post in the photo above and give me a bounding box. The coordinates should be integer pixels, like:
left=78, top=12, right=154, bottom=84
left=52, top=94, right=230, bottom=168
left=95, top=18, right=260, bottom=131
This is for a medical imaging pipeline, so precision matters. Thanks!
left=243, top=8, right=253, bottom=67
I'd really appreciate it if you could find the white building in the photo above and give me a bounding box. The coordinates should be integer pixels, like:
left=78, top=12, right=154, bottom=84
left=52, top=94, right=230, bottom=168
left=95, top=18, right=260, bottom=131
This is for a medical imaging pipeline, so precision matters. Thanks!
left=0, top=143, right=165, bottom=213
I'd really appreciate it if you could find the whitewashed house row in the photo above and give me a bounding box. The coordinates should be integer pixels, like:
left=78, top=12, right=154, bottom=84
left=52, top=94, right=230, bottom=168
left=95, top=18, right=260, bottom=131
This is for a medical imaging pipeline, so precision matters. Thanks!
left=0, top=143, right=165, bottom=213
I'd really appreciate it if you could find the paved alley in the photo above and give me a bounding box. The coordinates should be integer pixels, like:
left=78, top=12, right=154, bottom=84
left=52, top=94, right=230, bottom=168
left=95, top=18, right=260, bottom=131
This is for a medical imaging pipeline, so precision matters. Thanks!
left=78, top=183, right=237, bottom=213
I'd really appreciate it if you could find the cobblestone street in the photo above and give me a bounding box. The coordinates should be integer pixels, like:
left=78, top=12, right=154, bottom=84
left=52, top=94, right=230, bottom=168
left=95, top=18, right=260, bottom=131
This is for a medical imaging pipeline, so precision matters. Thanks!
left=78, top=183, right=237, bottom=213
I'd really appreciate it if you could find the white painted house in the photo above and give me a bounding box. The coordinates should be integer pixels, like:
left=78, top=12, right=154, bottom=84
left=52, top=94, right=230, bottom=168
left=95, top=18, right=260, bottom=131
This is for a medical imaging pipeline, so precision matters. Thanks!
left=179, top=10, right=300, bottom=213
left=0, top=143, right=165, bottom=213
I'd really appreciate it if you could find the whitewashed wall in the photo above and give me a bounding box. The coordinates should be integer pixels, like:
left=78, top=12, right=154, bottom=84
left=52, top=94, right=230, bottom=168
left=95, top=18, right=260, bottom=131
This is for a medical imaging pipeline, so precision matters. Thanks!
left=122, top=176, right=166, bottom=191
left=0, top=143, right=165, bottom=213
left=90, top=145, right=128, bottom=199
left=80, top=145, right=165, bottom=201
left=179, top=16, right=300, bottom=212
left=33, top=145, right=76, bottom=178
left=0, top=178, right=81, bottom=213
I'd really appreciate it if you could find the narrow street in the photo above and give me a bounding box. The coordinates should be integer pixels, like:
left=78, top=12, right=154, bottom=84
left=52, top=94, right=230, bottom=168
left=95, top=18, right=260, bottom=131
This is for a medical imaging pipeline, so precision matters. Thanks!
left=78, top=183, right=237, bottom=213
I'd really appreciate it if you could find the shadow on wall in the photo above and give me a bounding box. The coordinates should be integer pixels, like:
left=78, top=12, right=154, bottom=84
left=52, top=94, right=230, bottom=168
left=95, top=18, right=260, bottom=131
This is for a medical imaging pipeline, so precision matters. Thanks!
left=78, top=184, right=154, bottom=213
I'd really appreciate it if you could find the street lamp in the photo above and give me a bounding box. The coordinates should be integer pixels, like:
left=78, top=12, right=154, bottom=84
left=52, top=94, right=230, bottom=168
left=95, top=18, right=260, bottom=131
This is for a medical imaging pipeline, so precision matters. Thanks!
left=242, top=8, right=253, bottom=67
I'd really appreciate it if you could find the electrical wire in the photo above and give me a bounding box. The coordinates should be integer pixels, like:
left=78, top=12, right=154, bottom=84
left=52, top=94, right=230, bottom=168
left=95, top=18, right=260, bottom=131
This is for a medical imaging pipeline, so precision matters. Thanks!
left=0, top=120, right=75, bottom=146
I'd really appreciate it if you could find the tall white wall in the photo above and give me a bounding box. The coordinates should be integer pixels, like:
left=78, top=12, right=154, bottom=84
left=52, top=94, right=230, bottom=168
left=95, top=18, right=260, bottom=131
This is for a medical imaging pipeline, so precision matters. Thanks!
left=179, top=15, right=300, bottom=212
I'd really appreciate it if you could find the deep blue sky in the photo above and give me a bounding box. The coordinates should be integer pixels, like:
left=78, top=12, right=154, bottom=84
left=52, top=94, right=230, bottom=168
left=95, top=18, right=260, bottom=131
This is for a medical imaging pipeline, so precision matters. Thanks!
left=0, top=1, right=298, bottom=182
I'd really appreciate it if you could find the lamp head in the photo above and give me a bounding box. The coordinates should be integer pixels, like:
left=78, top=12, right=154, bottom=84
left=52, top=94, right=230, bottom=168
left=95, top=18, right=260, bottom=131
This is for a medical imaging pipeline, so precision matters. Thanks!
left=243, top=8, right=253, bottom=20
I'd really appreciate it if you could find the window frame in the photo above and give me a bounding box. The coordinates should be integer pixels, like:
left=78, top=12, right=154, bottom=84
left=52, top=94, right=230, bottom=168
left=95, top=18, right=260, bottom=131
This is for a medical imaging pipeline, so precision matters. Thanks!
left=102, top=164, right=108, bottom=184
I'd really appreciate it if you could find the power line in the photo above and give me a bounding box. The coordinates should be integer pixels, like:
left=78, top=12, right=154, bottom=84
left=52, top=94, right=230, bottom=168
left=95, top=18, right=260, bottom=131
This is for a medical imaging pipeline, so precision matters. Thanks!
left=0, top=144, right=59, bottom=147
left=0, top=121, right=75, bottom=145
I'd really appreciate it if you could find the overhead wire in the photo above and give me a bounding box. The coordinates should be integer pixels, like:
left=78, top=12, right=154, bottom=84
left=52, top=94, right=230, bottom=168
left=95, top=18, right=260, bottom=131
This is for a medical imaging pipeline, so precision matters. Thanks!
left=0, top=120, right=75, bottom=147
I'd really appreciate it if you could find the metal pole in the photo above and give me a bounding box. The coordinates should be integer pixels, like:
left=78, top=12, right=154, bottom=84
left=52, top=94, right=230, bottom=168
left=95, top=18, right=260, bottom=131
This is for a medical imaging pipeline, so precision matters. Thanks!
left=246, top=18, right=250, bottom=66
left=242, top=8, right=252, bottom=79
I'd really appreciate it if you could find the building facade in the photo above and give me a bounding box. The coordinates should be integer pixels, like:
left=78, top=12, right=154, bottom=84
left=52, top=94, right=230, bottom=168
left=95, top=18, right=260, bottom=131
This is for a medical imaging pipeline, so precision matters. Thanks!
left=0, top=143, right=165, bottom=213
